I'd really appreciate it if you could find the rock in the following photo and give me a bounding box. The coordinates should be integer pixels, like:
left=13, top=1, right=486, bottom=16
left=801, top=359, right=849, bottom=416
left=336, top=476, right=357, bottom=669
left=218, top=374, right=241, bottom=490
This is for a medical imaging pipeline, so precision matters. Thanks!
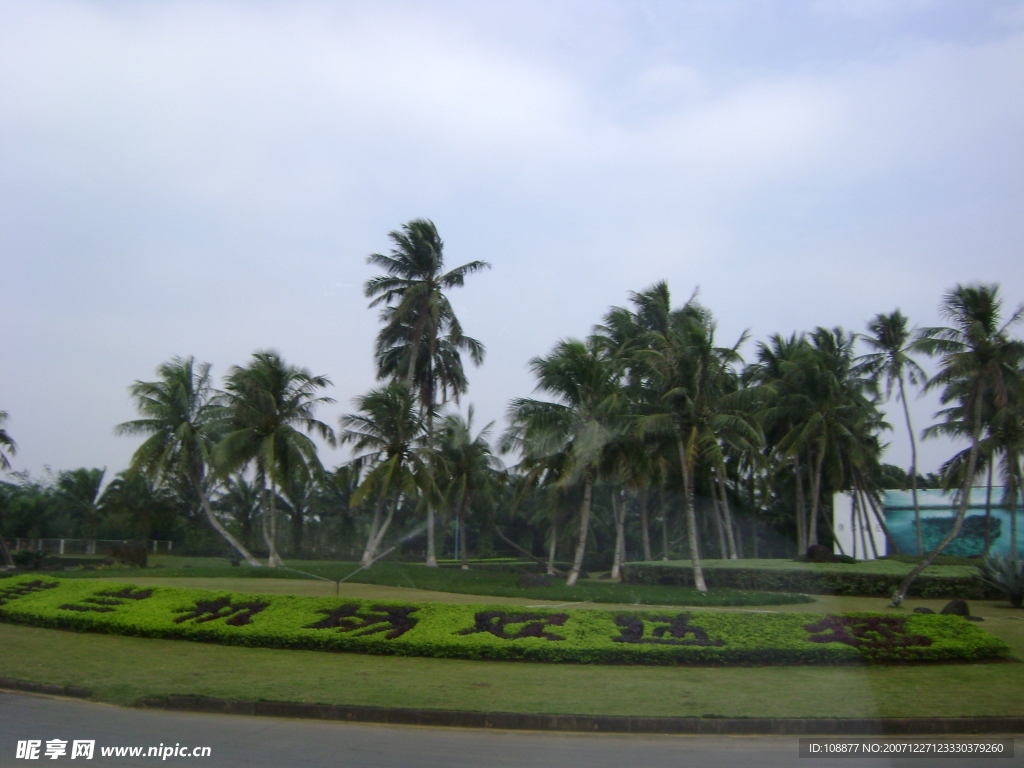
left=913, top=607, right=935, bottom=614
left=940, top=598, right=970, bottom=617
left=805, top=544, right=834, bottom=563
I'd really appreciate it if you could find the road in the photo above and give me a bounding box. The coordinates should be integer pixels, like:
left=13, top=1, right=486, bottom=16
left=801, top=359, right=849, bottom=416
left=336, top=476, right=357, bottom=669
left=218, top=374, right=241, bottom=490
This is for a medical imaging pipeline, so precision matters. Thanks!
left=1, top=692, right=1019, bottom=768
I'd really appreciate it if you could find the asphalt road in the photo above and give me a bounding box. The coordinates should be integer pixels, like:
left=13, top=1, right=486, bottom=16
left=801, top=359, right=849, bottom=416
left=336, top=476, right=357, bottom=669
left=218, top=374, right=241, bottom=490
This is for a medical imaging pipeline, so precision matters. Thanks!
left=1, top=692, right=1020, bottom=768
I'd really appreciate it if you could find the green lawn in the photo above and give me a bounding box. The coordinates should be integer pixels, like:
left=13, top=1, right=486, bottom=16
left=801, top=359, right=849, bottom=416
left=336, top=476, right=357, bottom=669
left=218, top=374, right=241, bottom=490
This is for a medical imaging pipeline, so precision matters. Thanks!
left=2, top=594, right=1022, bottom=718
left=32, top=556, right=814, bottom=607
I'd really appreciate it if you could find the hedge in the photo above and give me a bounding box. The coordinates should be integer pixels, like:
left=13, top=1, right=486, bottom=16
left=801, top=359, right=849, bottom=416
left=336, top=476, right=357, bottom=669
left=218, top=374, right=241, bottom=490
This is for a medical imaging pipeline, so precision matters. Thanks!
left=621, top=563, right=996, bottom=599
left=0, top=577, right=1009, bottom=666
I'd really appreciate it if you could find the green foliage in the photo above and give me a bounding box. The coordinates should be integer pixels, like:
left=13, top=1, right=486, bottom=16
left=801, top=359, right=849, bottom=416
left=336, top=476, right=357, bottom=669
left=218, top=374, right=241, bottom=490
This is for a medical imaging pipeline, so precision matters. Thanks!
left=623, top=561, right=996, bottom=599
left=0, top=577, right=1008, bottom=666
left=978, top=555, right=1024, bottom=608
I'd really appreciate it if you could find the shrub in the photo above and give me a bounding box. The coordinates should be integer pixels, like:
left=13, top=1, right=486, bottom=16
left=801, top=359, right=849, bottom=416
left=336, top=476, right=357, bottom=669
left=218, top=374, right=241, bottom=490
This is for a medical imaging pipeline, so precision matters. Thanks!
left=978, top=555, right=1024, bottom=608
left=0, top=576, right=1008, bottom=667
left=621, top=562, right=995, bottom=599
left=109, top=542, right=148, bottom=568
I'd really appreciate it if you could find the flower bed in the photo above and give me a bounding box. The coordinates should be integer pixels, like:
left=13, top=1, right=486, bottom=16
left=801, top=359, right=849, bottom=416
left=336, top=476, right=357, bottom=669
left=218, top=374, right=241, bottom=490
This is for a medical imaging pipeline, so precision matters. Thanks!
left=0, top=577, right=1009, bottom=666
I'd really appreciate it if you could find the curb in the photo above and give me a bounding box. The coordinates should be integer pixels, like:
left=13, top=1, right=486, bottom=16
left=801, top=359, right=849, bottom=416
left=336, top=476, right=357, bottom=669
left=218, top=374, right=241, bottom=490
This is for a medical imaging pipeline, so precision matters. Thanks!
left=135, top=695, right=1024, bottom=736
left=0, top=678, right=92, bottom=700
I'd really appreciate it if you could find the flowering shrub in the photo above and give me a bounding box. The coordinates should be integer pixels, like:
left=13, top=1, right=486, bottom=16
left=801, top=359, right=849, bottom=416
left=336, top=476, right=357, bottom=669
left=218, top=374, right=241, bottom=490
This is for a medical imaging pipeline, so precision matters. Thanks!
left=0, top=576, right=1008, bottom=666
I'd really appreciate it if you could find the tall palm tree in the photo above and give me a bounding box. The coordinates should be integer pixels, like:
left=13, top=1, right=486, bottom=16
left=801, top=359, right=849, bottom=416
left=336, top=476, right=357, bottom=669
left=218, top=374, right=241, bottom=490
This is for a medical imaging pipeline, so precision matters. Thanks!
left=339, top=382, right=428, bottom=566
left=116, top=357, right=261, bottom=566
left=891, top=284, right=1024, bottom=605
left=635, top=285, right=757, bottom=591
left=364, top=219, right=490, bottom=566
left=217, top=351, right=335, bottom=567
left=860, top=310, right=928, bottom=554
left=435, top=407, right=502, bottom=569
left=505, top=338, right=623, bottom=586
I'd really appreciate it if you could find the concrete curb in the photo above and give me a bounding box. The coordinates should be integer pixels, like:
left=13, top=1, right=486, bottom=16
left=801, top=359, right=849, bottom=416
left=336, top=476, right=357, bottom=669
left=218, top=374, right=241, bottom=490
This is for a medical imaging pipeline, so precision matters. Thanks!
left=135, top=695, right=1024, bottom=736
left=0, top=677, right=92, bottom=700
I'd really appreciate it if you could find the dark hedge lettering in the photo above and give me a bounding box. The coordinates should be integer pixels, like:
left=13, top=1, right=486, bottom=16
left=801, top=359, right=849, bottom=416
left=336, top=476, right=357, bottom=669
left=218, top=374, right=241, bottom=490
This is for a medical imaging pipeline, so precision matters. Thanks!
left=173, top=597, right=267, bottom=626
left=0, top=580, right=58, bottom=606
left=612, top=613, right=726, bottom=646
left=59, top=588, right=153, bottom=614
left=458, top=611, right=568, bottom=641
left=803, top=615, right=932, bottom=650
left=305, top=603, right=418, bottom=639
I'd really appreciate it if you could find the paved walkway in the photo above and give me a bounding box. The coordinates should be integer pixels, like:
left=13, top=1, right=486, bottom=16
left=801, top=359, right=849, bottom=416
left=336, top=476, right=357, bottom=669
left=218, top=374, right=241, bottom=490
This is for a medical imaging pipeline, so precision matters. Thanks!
left=1, top=692, right=1019, bottom=768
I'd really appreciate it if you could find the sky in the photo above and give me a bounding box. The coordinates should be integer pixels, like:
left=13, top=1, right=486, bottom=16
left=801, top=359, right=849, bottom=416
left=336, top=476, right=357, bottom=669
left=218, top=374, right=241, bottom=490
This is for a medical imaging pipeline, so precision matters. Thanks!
left=2, top=0, right=1023, bottom=484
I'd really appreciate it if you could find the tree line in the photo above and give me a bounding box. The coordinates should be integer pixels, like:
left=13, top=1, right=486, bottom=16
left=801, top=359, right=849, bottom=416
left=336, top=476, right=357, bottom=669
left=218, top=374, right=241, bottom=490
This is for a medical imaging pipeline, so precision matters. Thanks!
left=2, top=220, right=1022, bottom=602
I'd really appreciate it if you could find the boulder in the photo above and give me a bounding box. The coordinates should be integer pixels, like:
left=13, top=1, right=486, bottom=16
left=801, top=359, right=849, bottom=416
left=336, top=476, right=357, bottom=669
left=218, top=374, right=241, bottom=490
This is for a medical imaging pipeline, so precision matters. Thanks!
left=517, top=573, right=555, bottom=588
left=940, top=598, right=970, bottom=617
left=912, top=607, right=935, bottom=614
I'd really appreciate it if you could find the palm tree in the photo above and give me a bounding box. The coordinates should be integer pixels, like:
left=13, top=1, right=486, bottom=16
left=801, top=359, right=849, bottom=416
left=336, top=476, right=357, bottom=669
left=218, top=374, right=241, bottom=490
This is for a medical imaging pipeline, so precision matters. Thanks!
left=217, top=351, right=335, bottom=567
left=505, top=338, right=623, bottom=586
left=890, top=284, right=1024, bottom=606
left=435, top=407, right=502, bottom=569
left=116, top=357, right=261, bottom=566
left=0, top=412, right=15, bottom=472
left=55, top=468, right=106, bottom=539
left=364, top=219, right=490, bottom=566
left=339, top=382, right=428, bottom=566
left=860, top=310, right=928, bottom=554
left=0, top=411, right=15, bottom=567
left=634, top=285, right=757, bottom=591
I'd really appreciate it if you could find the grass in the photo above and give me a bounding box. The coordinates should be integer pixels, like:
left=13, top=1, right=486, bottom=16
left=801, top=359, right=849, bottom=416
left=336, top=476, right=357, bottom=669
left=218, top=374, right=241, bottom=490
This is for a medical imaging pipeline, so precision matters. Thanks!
left=641, top=558, right=980, bottom=577
left=28, top=556, right=815, bottom=607
left=2, top=595, right=1022, bottom=718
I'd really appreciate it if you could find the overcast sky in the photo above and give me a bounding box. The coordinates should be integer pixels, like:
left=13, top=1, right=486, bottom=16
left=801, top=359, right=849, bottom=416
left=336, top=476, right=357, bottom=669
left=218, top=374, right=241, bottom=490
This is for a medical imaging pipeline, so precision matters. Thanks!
left=2, top=0, right=1023, bottom=484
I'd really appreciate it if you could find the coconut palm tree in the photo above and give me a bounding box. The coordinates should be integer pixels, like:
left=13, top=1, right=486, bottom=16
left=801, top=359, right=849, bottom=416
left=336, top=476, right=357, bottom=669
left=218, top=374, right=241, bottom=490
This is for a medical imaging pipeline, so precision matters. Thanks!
left=217, top=351, right=335, bottom=567
left=860, top=310, right=928, bottom=554
left=364, top=219, right=490, bottom=566
left=505, top=338, right=623, bottom=586
left=0, top=412, right=15, bottom=567
left=0, top=412, right=15, bottom=472
left=634, top=285, right=757, bottom=591
left=116, top=357, right=261, bottom=566
left=434, top=407, right=502, bottom=569
left=890, top=284, right=1024, bottom=606
left=339, top=382, right=428, bottom=566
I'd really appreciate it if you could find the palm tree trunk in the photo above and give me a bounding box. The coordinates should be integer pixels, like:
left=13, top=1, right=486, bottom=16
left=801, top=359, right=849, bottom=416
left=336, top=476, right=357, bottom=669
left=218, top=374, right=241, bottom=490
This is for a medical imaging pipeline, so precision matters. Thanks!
left=709, top=485, right=727, bottom=559
left=984, top=461, right=993, bottom=557
left=425, top=385, right=438, bottom=568
left=890, top=396, right=985, bottom=606
left=360, top=492, right=387, bottom=567
left=808, top=446, right=826, bottom=547
left=459, top=486, right=470, bottom=570
left=369, top=490, right=402, bottom=559
left=267, top=483, right=282, bottom=567
left=639, top=488, right=652, bottom=561
left=855, top=473, right=899, bottom=556
left=566, top=471, right=594, bottom=586
left=898, top=376, right=923, bottom=556
left=794, top=455, right=807, bottom=554
left=660, top=488, right=670, bottom=561
left=610, top=490, right=626, bottom=580
left=677, top=434, right=707, bottom=592
left=546, top=511, right=558, bottom=576
left=715, top=469, right=739, bottom=559
left=196, top=484, right=262, bottom=567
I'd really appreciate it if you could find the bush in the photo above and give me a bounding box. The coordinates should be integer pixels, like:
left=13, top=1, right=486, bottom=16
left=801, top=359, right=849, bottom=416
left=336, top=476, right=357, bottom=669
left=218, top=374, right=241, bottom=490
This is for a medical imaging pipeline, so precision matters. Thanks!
left=11, top=551, right=46, bottom=570
left=622, top=562, right=997, bottom=599
left=108, top=542, right=148, bottom=568
left=0, top=576, right=1009, bottom=666
left=978, top=555, right=1024, bottom=608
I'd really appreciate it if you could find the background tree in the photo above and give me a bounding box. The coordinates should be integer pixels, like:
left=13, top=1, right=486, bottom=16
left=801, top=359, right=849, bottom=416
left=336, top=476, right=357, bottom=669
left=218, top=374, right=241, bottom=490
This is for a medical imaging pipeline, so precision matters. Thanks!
left=0, top=412, right=15, bottom=567
left=339, top=382, right=427, bottom=566
left=860, top=310, right=927, bottom=554
left=891, top=284, right=1024, bottom=605
left=217, top=351, right=335, bottom=567
left=116, top=357, right=261, bottom=566
left=364, top=219, right=489, bottom=566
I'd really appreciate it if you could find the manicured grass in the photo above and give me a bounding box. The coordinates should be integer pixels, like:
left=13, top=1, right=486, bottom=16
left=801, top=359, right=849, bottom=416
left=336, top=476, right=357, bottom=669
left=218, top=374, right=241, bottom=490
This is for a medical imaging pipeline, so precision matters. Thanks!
left=2, top=597, right=1022, bottom=718
left=28, top=556, right=815, bottom=607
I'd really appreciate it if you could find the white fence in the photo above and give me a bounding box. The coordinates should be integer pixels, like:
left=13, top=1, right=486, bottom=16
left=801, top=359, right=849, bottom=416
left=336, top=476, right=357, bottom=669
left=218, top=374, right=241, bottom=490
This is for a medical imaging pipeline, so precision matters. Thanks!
left=10, top=538, right=173, bottom=555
